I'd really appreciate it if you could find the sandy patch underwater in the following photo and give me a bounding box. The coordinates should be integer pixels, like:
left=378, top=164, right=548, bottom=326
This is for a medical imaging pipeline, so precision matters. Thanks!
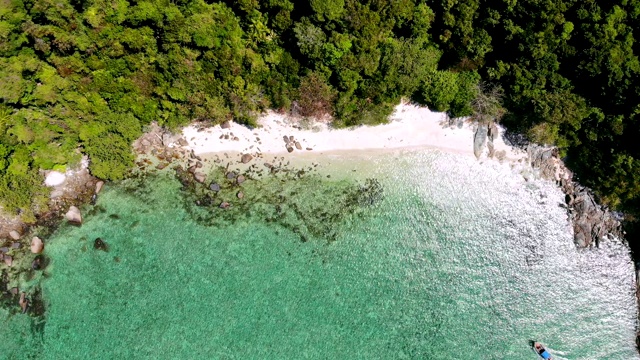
left=2, top=148, right=637, bottom=359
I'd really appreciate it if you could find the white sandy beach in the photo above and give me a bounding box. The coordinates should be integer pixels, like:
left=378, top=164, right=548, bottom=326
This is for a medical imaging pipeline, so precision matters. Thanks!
left=181, top=103, right=525, bottom=161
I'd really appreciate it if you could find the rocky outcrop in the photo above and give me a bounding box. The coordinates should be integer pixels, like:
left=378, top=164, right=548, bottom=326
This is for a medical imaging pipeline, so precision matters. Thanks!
left=527, top=145, right=623, bottom=247
left=528, top=146, right=559, bottom=180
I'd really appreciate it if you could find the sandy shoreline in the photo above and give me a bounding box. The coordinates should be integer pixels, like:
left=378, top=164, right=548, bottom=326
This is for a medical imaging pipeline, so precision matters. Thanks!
left=181, top=103, right=526, bottom=162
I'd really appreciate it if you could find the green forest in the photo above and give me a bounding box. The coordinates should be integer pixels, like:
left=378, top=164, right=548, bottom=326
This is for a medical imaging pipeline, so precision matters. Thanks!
left=0, top=0, right=639, bottom=235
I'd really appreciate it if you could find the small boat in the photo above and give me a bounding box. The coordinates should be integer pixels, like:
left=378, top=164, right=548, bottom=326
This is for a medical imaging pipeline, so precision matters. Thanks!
left=533, top=342, right=552, bottom=359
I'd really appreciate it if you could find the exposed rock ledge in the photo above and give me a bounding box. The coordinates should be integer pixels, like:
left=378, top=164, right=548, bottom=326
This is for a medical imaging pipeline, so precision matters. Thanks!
left=527, top=145, right=623, bottom=248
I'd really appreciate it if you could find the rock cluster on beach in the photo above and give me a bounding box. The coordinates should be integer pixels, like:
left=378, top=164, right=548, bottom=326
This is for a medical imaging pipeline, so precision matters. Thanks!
left=473, top=121, right=506, bottom=161
left=283, top=135, right=303, bottom=153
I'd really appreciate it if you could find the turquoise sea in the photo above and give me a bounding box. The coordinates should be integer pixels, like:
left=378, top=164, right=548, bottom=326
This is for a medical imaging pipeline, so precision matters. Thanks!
left=1, top=149, right=638, bottom=359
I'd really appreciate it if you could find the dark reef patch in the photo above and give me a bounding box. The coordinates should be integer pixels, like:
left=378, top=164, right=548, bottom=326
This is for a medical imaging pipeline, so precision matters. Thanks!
left=173, top=162, right=385, bottom=244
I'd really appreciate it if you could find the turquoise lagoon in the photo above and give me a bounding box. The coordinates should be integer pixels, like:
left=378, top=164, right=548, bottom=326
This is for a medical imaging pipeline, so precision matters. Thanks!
left=1, top=149, right=638, bottom=359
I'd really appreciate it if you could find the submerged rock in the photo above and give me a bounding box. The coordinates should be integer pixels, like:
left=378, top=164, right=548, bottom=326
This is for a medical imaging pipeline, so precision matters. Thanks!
left=9, top=230, right=20, bottom=240
left=19, top=292, right=28, bottom=313
left=32, top=255, right=47, bottom=270
left=295, top=141, right=302, bottom=150
left=209, top=183, right=221, bottom=192
left=94, top=238, right=109, bottom=252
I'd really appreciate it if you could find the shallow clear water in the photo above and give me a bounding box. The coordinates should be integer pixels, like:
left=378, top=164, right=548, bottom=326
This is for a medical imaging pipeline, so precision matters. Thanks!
left=1, top=149, right=638, bottom=359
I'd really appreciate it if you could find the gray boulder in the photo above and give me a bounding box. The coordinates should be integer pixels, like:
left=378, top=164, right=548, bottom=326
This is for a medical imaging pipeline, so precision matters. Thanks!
left=473, top=124, right=488, bottom=159
left=488, top=123, right=499, bottom=142
left=241, top=154, right=253, bottom=164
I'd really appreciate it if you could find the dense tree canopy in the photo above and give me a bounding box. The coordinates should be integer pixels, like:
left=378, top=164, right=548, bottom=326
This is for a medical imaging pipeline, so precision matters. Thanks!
left=1, top=0, right=640, bottom=238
